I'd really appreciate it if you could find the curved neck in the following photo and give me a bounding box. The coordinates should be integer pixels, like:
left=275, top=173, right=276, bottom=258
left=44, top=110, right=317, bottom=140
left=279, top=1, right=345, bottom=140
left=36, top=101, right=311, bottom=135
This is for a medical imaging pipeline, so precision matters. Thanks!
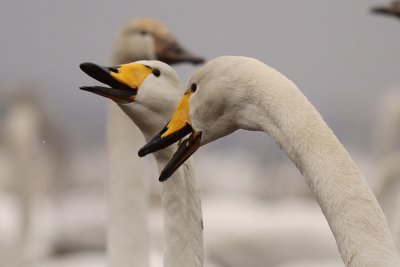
left=241, top=79, right=400, bottom=266
left=154, top=150, right=203, bottom=267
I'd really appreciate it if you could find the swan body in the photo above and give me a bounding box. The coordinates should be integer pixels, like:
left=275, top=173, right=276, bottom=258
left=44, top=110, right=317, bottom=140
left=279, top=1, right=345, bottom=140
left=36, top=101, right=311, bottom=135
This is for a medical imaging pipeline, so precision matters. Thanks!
left=80, top=60, right=203, bottom=267
left=106, top=18, right=203, bottom=267
left=140, top=56, right=400, bottom=266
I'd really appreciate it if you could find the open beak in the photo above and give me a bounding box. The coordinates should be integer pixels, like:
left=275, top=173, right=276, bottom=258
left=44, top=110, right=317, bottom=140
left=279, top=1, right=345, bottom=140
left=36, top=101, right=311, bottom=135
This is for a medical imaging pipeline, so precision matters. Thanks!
left=159, top=131, right=202, bottom=181
left=155, top=35, right=205, bottom=65
left=138, top=91, right=202, bottom=181
left=79, top=62, right=152, bottom=103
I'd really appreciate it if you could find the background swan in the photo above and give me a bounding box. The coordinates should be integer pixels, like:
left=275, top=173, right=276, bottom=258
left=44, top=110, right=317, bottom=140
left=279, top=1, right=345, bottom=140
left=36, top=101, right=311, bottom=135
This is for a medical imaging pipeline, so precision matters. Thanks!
left=140, top=56, right=400, bottom=266
left=1, top=91, right=62, bottom=267
left=107, top=18, right=203, bottom=267
left=371, top=88, right=400, bottom=248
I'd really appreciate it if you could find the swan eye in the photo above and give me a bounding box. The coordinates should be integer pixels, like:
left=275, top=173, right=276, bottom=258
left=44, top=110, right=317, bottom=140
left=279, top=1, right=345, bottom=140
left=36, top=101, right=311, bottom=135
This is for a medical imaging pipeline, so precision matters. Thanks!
left=191, top=83, right=197, bottom=92
left=152, top=68, right=161, bottom=77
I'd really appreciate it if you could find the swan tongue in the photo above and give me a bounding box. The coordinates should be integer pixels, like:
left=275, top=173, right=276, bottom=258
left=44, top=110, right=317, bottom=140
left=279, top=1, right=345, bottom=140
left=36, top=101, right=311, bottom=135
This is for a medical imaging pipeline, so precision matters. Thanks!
left=138, top=122, right=193, bottom=157
left=159, top=131, right=202, bottom=182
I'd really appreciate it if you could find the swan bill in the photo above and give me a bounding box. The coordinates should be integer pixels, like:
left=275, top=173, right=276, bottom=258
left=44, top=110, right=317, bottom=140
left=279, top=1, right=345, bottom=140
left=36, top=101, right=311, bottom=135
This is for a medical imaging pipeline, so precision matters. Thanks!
left=138, top=90, right=202, bottom=181
left=371, top=7, right=396, bottom=16
left=79, top=62, right=153, bottom=103
left=79, top=86, right=136, bottom=104
left=159, top=131, right=202, bottom=182
left=371, top=4, right=400, bottom=18
left=138, top=122, right=193, bottom=157
left=154, top=35, right=205, bottom=65
left=138, top=91, right=193, bottom=157
left=80, top=62, right=132, bottom=90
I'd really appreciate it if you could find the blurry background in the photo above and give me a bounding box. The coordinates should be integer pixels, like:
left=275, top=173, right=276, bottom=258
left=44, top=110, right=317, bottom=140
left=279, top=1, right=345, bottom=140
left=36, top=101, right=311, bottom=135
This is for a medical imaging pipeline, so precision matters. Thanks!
left=1, top=0, right=400, bottom=266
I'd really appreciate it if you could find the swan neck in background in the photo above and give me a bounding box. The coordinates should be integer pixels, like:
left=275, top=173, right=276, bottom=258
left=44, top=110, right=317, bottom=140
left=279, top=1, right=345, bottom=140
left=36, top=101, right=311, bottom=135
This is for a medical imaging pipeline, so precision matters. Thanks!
left=106, top=102, right=150, bottom=267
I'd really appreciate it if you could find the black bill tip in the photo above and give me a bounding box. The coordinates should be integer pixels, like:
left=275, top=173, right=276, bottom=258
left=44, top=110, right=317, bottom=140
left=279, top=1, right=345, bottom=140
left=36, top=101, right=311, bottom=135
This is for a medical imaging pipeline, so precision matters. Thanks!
left=79, top=62, right=132, bottom=91
left=138, top=132, right=164, bottom=157
left=371, top=7, right=400, bottom=17
left=138, top=123, right=193, bottom=157
left=158, top=132, right=202, bottom=182
left=78, top=85, right=136, bottom=104
left=180, top=53, right=205, bottom=65
left=160, top=53, right=205, bottom=66
left=371, top=7, right=389, bottom=14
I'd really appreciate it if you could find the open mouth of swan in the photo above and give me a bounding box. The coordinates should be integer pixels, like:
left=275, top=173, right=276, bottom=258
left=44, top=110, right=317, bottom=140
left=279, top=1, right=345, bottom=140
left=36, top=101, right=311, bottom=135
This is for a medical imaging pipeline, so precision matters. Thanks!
left=158, top=130, right=202, bottom=181
left=138, top=121, right=202, bottom=182
left=138, top=90, right=203, bottom=181
left=79, top=62, right=137, bottom=104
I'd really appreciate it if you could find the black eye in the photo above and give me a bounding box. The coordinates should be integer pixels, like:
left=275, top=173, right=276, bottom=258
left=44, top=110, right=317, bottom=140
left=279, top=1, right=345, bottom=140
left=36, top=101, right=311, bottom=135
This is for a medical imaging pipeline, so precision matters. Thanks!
left=152, top=68, right=160, bottom=77
left=139, top=30, right=148, bottom=35
left=191, top=83, right=197, bottom=92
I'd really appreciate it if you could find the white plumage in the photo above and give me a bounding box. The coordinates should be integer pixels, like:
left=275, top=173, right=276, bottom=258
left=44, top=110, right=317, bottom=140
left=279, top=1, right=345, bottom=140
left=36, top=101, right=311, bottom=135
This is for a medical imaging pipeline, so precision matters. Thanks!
left=142, top=56, right=400, bottom=266
left=106, top=18, right=203, bottom=267
left=80, top=59, right=204, bottom=267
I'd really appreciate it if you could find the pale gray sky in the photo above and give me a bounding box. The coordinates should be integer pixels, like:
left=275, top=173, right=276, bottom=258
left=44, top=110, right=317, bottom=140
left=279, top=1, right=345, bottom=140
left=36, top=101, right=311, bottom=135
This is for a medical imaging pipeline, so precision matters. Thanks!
left=0, top=0, right=399, bottom=153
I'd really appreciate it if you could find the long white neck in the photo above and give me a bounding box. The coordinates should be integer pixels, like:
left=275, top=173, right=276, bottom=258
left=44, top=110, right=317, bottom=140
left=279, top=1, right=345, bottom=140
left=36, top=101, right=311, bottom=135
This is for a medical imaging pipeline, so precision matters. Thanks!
left=117, top=95, right=204, bottom=267
left=153, top=147, right=204, bottom=267
left=237, top=71, right=400, bottom=266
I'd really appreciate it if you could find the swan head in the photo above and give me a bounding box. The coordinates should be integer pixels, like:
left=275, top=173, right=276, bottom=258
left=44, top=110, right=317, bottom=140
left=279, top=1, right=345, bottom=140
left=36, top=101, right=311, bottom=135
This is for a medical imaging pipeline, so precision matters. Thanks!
left=113, top=18, right=204, bottom=65
left=139, top=56, right=264, bottom=181
left=79, top=60, right=183, bottom=137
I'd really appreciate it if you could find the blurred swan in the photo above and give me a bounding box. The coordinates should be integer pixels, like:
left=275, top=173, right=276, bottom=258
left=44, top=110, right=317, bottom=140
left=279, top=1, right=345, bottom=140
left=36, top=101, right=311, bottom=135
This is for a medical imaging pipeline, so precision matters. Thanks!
left=80, top=60, right=203, bottom=267
left=374, top=152, right=400, bottom=249
left=106, top=18, right=203, bottom=267
left=199, top=196, right=341, bottom=267
left=139, top=56, right=400, bottom=266
left=371, top=88, right=400, bottom=248
left=372, top=88, right=400, bottom=158
left=1, top=91, right=61, bottom=267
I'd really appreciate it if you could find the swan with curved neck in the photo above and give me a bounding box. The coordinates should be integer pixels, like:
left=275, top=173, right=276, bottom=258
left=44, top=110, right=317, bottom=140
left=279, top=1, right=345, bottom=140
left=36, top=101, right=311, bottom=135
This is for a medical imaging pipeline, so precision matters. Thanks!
left=80, top=60, right=203, bottom=267
left=107, top=18, right=203, bottom=267
left=139, top=56, right=400, bottom=266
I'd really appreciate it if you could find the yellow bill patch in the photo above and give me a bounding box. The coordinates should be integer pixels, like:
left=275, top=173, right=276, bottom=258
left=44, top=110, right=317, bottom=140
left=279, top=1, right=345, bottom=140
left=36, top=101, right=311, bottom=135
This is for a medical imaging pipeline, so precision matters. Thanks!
left=110, top=63, right=152, bottom=89
left=161, top=91, right=192, bottom=138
